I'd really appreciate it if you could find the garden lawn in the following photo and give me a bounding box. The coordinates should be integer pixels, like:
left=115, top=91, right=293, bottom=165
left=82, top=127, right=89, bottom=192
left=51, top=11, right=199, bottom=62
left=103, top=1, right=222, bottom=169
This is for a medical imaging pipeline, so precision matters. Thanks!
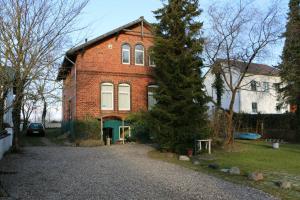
left=149, top=140, right=300, bottom=200
left=214, top=140, right=300, bottom=175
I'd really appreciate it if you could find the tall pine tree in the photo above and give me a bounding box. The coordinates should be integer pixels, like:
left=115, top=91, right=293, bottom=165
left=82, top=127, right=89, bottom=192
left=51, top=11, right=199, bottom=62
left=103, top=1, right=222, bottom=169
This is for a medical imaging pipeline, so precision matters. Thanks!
left=150, top=0, right=208, bottom=152
left=280, top=0, right=300, bottom=139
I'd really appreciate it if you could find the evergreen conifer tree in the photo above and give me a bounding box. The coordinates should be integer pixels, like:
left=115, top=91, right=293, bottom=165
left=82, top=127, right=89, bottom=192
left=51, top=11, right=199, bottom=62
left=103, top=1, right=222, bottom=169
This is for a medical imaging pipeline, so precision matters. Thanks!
left=150, top=0, right=208, bottom=152
left=280, top=0, right=300, bottom=139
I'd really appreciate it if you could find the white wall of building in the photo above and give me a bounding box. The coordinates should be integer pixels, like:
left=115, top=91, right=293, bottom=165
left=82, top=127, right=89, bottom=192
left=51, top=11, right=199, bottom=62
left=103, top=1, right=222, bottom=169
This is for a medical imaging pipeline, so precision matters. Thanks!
left=3, top=88, right=14, bottom=127
left=239, top=74, right=288, bottom=114
left=204, top=71, right=288, bottom=114
left=204, top=71, right=240, bottom=113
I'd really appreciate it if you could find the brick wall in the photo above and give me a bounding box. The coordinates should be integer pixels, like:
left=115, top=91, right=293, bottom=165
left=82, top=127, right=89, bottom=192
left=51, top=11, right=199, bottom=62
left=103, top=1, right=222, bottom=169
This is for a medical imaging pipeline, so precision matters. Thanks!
left=62, top=23, right=155, bottom=121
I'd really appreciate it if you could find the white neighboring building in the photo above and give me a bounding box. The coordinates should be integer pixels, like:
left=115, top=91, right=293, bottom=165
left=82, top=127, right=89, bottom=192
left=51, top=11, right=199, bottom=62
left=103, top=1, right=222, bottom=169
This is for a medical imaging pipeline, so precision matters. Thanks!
left=204, top=60, right=289, bottom=114
left=4, top=88, right=14, bottom=127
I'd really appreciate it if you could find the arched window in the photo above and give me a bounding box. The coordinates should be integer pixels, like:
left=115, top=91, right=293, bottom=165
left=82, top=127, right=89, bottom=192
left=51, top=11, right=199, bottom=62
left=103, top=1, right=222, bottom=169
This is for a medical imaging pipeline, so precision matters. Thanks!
left=148, top=48, right=155, bottom=67
left=122, top=44, right=130, bottom=64
left=118, top=83, right=130, bottom=111
left=135, top=44, right=144, bottom=65
left=101, top=83, right=114, bottom=110
left=148, top=85, right=158, bottom=110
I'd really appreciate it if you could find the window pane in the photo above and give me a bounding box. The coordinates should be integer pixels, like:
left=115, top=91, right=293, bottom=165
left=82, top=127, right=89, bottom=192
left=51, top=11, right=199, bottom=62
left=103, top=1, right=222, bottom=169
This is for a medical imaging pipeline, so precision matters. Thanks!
left=102, top=85, right=112, bottom=91
left=148, top=85, right=158, bottom=110
left=123, top=44, right=130, bottom=50
left=135, top=44, right=143, bottom=51
left=148, top=94, right=157, bottom=110
left=101, top=83, right=113, bottom=110
left=102, top=93, right=113, bottom=109
left=149, top=55, right=155, bottom=66
left=122, top=50, right=129, bottom=64
left=251, top=81, right=257, bottom=91
left=122, top=44, right=130, bottom=64
left=263, top=82, right=269, bottom=92
left=135, top=45, right=144, bottom=65
left=119, top=84, right=130, bottom=93
left=119, top=93, right=130, bottom=110
left=118, top=84, right=130, bottom=110
left=135, top=51, right=144, bottom=65
left=252, top=102, right=257, bottom=113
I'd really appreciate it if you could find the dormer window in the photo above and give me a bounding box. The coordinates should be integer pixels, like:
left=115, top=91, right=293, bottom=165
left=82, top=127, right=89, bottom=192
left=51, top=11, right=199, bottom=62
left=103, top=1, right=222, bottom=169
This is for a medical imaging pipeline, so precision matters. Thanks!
left=122, top=44, right=130, bottom=64
left=135, top=44, right=144, bottom=65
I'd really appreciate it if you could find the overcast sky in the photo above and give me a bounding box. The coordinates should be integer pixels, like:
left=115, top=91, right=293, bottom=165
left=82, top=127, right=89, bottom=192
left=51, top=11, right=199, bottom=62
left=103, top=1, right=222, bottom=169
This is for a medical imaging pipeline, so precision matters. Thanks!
left=48, top=0, right=290, bottom=121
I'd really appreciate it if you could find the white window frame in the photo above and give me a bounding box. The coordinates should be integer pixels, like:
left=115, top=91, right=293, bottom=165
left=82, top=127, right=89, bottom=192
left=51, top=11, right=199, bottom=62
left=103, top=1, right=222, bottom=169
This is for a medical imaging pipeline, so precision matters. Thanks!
left=119, top=126, right=131, bottom=140
left=122, top=44, right=130, bottom=65
left=101, top=83, right=114, bottom=110
left=118, top=83, right=131, bottom=111
left=252, top=102, right=258, bottom=113
left=251, top=80, right=257, bottom=91
left=148, top=85, right=158, bottom=110
left=149, top=55, right=156, bottom=67
left=263, top=82, right=269, bottom=92
left=135, top=44, right=144, bottom=66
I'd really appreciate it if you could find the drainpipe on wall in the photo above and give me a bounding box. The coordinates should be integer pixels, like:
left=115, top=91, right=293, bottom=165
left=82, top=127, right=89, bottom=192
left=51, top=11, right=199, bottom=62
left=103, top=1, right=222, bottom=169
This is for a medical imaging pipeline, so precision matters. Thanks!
left=65, top=55, right=76, bottom=121
left=100, top=117, right=103, bottom=143
left=66, top=54, right=104, bottom=142
left=122, top=119, right=125, bottom=144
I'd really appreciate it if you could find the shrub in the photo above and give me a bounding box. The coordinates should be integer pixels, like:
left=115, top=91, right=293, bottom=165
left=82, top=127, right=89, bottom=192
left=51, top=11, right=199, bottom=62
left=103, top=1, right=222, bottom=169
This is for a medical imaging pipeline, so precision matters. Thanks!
left=127, top=112, right=152, bottom=143
left=233, top=113, right=297, bottom=141
left=71, top=116, right=101, bottom=141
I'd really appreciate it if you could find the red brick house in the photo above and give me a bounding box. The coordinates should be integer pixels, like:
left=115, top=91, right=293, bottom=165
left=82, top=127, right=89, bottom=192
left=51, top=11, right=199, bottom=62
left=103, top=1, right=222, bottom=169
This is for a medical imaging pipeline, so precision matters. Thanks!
left=57, top=17, right=156, bottom=143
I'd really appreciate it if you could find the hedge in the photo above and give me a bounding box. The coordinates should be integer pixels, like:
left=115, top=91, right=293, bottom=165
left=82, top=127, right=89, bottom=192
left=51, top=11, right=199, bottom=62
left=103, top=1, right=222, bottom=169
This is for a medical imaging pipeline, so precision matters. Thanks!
left=234, top=113, right=297, bottom=141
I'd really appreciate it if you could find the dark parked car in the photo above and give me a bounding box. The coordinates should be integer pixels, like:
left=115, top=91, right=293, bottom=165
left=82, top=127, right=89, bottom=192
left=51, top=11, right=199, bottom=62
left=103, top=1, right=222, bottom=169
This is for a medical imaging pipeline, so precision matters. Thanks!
left=26, top=123, right=45, bottom=137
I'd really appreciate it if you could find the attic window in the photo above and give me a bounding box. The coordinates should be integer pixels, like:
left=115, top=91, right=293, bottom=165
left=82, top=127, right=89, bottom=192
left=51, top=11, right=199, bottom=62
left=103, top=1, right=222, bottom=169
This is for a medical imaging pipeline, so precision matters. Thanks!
left=148, top=48, right=155, bottom=67
left=122, top=44, right=130, bottom=64
left=135, top=44, right=144, bottom=66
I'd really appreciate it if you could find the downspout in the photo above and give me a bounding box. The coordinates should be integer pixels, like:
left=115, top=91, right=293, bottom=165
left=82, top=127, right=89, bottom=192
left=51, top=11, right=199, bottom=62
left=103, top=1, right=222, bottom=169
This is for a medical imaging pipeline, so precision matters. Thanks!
left=65, top=56, right=76, bottom=121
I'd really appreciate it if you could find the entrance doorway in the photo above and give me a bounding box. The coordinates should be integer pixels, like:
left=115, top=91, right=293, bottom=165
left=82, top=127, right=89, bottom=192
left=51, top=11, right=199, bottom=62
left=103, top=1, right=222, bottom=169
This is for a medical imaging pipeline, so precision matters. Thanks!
left=103, top=127, right=113, bottom=145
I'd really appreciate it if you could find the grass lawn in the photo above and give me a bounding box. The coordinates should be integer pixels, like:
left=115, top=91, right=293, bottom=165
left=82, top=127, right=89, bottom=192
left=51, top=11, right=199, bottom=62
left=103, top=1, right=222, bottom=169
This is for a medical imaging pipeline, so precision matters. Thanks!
left=148, top=140, right=300, bottom=200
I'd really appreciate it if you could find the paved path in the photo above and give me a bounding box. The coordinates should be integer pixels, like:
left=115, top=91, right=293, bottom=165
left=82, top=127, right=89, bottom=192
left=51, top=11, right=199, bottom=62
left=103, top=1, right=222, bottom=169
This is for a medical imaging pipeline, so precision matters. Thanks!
left=0, top=144, right=276, bottom=200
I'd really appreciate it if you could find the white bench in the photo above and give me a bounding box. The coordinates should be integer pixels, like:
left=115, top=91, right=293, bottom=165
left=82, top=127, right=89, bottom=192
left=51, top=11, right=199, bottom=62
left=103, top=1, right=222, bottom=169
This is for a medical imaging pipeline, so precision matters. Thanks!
left=195, top=139, right=212, bottom=154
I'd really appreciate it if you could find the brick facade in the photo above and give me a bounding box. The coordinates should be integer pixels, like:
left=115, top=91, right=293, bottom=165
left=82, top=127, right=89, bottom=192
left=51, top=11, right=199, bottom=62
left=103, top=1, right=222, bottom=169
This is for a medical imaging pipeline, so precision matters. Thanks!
left=60, top=19, right=154, bottom=121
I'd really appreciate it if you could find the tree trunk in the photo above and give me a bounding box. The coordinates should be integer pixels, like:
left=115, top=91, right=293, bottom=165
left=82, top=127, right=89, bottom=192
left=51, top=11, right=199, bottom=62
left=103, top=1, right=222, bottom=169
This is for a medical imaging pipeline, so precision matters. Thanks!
left=12, top=88, right=24, bottom=152
left=41, top=97, right=47, bottom=128
left=225, top=110, right=234, bottom=146
left=12, top=103, right=21, bottom=152
left=21, top=103, right=26, bottom=131
left=224, top=89, right=238, bottom=148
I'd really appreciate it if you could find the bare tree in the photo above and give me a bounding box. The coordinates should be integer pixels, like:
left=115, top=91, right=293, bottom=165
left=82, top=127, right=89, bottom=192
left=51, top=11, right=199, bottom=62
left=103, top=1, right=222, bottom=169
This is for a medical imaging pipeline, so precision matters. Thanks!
left=34, top=63, right=62, bottom=127
left=204, top=0, right=283, bottom=147
left=0, top=0, right=88, bottom=151
left=21, top=92, right=38, bottom=131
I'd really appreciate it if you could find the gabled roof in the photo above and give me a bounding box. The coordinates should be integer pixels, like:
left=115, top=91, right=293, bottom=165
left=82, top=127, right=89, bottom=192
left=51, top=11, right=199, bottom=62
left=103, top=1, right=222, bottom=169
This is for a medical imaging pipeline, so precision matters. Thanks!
left=66, top=16, right=152, bottom=56
left=215, top=59, right=279, bottom=76
left=57, top=16, right=152, bottom=80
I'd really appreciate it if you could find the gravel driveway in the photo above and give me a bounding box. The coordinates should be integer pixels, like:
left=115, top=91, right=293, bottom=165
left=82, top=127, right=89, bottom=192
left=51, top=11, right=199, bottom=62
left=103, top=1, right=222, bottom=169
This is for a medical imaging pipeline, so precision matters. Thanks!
left=0, top=144, right=276, bottom=200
